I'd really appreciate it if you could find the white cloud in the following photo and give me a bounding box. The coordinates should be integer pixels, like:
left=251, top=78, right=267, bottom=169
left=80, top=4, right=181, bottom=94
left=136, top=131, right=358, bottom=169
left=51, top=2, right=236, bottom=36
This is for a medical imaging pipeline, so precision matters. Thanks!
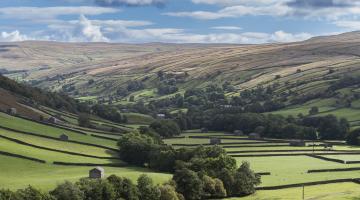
left=164, top=3, right=291, bottom=20
left=212, top=26, right=242, bottom=30
left=0, top=30, right=30, bottom=42
left=166, top=0, right=360, bottom=21
left=95, top=0, right=166, bottom=6
left=270, top=30, right=312, bottom=43
left=104, top=27, right=313, bottom=43
left=192, top=0, right=286, bottom=6
left=74, top=15, right=109, bottom=42
left=333, top=20, right=360, bottom=30
left=0, top=6, right=119, bottom=20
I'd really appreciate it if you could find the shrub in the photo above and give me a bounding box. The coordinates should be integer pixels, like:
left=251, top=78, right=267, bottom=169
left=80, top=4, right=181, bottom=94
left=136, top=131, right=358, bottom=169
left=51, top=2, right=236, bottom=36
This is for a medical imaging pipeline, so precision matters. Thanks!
left=107, top=175, right=139, bottom=200
left=137, top=175, right=161, bottom=200
left=50, top=181, right=84, bottom=200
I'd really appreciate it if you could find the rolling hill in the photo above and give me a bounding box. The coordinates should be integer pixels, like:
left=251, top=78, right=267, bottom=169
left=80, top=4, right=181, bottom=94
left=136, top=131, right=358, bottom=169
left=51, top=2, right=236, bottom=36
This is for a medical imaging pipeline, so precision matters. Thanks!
left=1, top=32, right=360, bottom=127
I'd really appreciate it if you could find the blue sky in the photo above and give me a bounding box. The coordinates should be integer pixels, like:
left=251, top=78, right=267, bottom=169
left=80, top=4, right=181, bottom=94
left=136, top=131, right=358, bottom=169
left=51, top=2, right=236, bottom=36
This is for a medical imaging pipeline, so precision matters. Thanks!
left=0, top=0, right=360, bottom=43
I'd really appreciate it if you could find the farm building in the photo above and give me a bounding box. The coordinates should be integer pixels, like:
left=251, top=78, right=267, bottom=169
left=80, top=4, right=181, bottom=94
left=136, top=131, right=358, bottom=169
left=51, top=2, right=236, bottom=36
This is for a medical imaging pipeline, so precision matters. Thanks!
left=234, top=130, right=244, bottom=136
left=89, top=167, right=105, bottom=179
left=289, top=140, right=306, bottom=147
left=249, top=133, right=261, bottom=139
left=7, top=108, right=17, bottom=115
left=210, top=138, right=221, bottom=145
left=59, top=134, right=69, bottom=141
left=48, top=117, right=59, bottom=124
left=201, top=127, right=208, bottom=133
left=157, top=114, right=166, bottom=119
left=324, top=143, right=333, bottom=150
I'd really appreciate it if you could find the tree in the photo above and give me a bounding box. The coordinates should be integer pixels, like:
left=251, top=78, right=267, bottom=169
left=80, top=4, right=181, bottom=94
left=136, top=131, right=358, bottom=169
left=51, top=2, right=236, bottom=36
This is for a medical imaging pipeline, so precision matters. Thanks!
left=150, top=120, right=181, bottom=138
left=137, top=175, right=161, bottom=200
left=159, top=184, right=180, bottom=200
left=50, top=181, right=84, bottom=200
left=0, top=189, right=15, bottom=200
left=309, top=106, right=319, bottom=115
left=107, top=175, right=139, bottom=200
left=78, top=113, right=91, bottom=127
left=129, top=95, right=135, bottom=102
left=173, top=169, right=203, bottom=200
left=15, top=186, right=52, bottom=200
left=213, top=178, right=227, bottom=198
left=118, top=132, right=159, bottom=165
left=346, top=128, right=360, bottom=145
left=232, top=162, right=261, bottom=196
left=76, top=178, right=115, bottom=200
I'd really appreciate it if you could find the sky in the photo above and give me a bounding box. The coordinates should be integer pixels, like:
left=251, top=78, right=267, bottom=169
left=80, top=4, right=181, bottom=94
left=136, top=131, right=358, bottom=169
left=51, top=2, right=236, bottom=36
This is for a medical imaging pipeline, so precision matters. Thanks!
left=0, top=0, right=360, bottom=43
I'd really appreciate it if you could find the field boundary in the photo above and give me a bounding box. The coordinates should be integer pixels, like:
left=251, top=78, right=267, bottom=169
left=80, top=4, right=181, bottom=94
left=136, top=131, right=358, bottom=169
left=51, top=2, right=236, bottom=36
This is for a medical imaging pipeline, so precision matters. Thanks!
left=90, top=134, right=119, bottom=141
left=0, top=134, right=119, bottom=160
left=306, top=154, right=345, bottom=164
left=307, top=154, right=360, bottom=164
left=256, top=178, right=360, bottom=190
left=53, top=161, right=127, bottom=167
left=228, top=149, right=338, bottom=154
left=308, top=167, right=360, bottom=173
left=230, top=152, right=360, bottom=157
left=0, top=150, right=46, bottom=163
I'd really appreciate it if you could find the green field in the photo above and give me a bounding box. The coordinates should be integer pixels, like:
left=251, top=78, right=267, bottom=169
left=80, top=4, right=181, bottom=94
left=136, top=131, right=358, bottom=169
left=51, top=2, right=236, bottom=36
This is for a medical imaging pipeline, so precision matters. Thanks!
left=228, top=182, right=360, bottom=200
left=0, top=112, right=118, bottom=149
left=0, top=155, right=171, bottom=191
left=236, top=156, right=360, bottom=187
left=0, top=128, right=115, bottom=157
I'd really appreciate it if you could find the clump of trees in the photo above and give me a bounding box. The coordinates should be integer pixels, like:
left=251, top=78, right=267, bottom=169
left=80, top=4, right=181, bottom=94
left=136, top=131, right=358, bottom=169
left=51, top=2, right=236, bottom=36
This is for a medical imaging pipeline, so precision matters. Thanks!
left=346, top=128, right=360, bottom=145
left=78, top=113, right=91, bottom=127
left=117, top=132, right=261, bottom=199
left=0, top=174, right=184, bottom=200
left=149, top=120, right=181, bottom=138
left=92, top=104, right=127, bottom=123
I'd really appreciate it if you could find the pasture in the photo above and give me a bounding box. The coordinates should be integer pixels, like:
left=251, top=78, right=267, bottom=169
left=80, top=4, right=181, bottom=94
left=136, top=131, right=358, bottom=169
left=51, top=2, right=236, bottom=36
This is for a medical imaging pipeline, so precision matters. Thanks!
left=166, top=131, right=360, bottom=199
left=0, top=112, right=171, bottom=191
left=228, top=182, right=360, bottom=200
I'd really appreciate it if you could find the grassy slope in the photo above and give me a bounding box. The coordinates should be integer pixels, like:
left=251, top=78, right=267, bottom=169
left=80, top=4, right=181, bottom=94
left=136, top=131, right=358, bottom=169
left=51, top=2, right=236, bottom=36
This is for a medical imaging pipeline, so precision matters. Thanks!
left=236, top=156, right=360, bottom=187
left=0, top=112, right=118, bottom=148
left=0, top=128, right=115, bottom=157
left=0, top=155, right=171, bottom=191
left=228, top=182, right=360, bottom=200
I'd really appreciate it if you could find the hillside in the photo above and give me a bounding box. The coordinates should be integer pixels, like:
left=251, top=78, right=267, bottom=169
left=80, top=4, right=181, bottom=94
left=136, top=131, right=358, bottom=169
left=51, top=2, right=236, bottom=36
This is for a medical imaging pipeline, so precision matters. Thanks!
left=1, top=32, right=360, bottom=127
left=0, top=32, right=359, bottom=94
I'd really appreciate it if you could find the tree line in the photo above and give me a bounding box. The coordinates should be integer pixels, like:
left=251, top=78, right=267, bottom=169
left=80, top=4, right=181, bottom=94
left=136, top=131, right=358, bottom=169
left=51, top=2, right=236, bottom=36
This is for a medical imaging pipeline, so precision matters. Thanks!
left=117, top=130, right=260, bottom=199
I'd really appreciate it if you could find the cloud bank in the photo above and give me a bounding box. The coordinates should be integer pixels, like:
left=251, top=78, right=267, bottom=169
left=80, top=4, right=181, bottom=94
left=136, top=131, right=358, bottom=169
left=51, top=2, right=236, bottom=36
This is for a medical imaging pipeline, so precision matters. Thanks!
left=94, top=0, right=166, bottom=7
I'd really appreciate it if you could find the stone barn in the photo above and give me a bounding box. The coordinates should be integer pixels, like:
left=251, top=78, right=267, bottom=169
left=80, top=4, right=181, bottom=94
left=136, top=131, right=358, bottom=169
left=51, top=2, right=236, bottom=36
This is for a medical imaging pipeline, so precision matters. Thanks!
left=48, top=117, right=59, bottom=124
left=201, top=127, right=208, bottom=133
left=249, top=133, right=261, bottom=140
left=157, top=114, right=166, bottom=119
left=233, top=130, right=244, bottom=136
left=289, top=140, right=306, bottom=147
left=59, top=134, right=69, bottom=141
left=89, top=167, right=105, bottom=179
left=7, top=108, right=17, bottom=115
left=210, top=138, right=221, bottom=145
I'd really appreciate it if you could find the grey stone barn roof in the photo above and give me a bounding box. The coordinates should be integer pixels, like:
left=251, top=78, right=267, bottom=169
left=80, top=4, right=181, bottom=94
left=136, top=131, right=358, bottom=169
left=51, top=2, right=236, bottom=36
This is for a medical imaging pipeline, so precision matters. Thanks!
left=91, top=167, right=105, bottom=173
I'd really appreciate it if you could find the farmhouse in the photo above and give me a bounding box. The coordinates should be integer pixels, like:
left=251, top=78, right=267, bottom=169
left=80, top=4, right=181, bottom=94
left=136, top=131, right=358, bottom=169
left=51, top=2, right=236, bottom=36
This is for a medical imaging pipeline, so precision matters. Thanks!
left=249, top=133, right=261, bottom=140
left=89, top=167, right=105, bottom=179
left=234, top=130, right=244, bottom=136
left=210, top=138, right=221, bottom=145
left=157, top=114, right=166, bottom=119
left=7, top=108, right=17, bottom=115
left=48, top=117, right=59, bottom=124
left=201, top=127, right=208, bottom=133
left=289, top=140, right=306, bottom=147
left=59, top=134, right=69, bottom=141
